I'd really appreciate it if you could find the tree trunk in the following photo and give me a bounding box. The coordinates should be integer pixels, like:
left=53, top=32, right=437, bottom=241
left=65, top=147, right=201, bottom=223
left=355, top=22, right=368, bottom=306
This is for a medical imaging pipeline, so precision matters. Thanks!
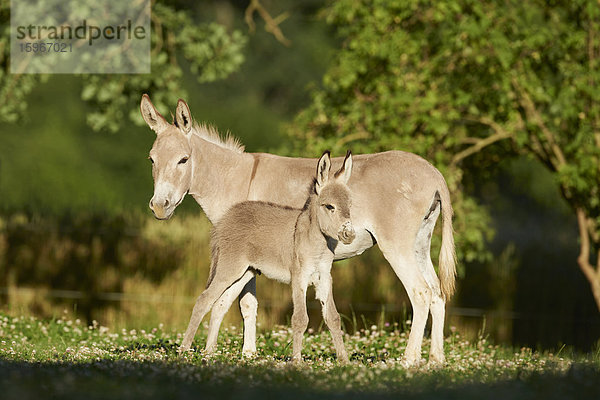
left=576, top=208, right=600, bottom=312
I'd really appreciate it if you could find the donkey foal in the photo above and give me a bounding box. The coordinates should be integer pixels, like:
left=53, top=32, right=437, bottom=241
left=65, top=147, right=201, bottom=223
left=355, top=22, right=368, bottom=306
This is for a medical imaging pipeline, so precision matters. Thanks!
left=179, top=151, right=355, bottom=363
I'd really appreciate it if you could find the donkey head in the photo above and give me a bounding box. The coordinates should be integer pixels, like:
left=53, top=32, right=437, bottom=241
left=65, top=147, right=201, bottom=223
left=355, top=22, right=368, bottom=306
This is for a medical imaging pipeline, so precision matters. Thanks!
left=314, top=151, right=356, bottom=245
left=141, top=94, right=195, bottom=220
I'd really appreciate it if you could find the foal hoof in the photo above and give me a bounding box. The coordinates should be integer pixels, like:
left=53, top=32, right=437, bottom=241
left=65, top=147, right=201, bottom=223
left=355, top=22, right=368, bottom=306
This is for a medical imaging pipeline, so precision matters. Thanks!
left=400, top=356, right=425, bottom=369
left=177, top=347, right=193, bottom=356
left=336, top=351, right=350, bottom=365
left=338, top=357, right=350, bottom=366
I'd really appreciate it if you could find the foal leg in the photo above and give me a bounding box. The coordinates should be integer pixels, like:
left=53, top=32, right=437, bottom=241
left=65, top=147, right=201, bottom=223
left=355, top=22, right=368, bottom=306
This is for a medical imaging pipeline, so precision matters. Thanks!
left=316, top=278, right=349, bottom=364
left=239, top=277, right=258, bottom=355
left=291, top=280, right=309, bottom=363
left=205, top=271, right=256, bottom=354
left=180, top=267, right=249, bottom=353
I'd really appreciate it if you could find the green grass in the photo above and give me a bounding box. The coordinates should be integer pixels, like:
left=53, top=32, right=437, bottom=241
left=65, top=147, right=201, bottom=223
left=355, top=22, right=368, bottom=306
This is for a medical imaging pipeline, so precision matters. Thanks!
left=1, top=312, right=599, bottom=399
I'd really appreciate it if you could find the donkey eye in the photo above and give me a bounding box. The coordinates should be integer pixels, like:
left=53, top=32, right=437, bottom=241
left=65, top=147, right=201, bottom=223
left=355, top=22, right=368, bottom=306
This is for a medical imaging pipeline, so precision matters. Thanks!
left=178, top=157, right=189, bottom=165
left=324, top=204, right=335, bottom=211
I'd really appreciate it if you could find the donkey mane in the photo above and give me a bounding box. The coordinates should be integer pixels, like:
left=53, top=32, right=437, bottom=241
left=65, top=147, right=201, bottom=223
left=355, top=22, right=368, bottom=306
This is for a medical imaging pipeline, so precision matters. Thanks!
left=172, top=111, right=245, bottom=153
left=191, top=122, right=245, bottom=154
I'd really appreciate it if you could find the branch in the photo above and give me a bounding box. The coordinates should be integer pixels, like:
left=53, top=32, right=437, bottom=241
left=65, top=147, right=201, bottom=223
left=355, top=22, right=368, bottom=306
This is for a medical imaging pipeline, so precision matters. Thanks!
left=577, top=208, right=592, bottom=271
left=167, top=31, right=177, bottom=66
left=451, top=116, right=513, bottom=166
left=245, top=0, right=291, bottom=46
left=335, top=130, right=370, bottom=149
left=576, top=207, right=600, bottom=311
left=511, top=76, right=567, bottom=169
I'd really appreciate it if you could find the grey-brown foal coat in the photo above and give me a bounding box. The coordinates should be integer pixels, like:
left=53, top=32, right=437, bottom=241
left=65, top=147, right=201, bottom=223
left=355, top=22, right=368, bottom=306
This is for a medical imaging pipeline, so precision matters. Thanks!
left=141, top=94, right=456, bottom=366
left=179, top=151, right=355, bottom=363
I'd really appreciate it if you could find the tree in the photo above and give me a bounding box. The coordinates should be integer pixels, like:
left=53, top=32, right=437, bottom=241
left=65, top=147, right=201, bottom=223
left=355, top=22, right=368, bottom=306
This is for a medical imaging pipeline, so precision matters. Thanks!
left=288, top=0, right=600, bottom=309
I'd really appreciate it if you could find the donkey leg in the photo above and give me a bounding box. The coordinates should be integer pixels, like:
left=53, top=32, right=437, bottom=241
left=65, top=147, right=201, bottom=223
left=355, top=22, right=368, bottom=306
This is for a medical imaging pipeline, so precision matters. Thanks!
left=415, top=197, right=446, bottom=365
left=428, top=287, right=446, bottom=365
left=291, top=281, right=309, bottom=363
left=418, top=257, right=445, bottom=365
left=317, top=279, right=349, bottom=364
left=381, top=249, right=431, bottom=367
left=400, top=264, right=432, bottom=367
left=239, top=276, right=258, bottom=355
left=205, top=271, right=256, bottom=354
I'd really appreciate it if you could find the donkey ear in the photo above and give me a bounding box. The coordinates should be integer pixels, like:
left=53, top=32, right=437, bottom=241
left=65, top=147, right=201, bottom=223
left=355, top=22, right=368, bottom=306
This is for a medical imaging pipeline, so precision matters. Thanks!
left=140, top=94, right=169, bottom=134
left=315, top=150, right=331, bottom=194
left=335, top=150, right=353, bottom=184
left=176, top=99, right=193, bottom=135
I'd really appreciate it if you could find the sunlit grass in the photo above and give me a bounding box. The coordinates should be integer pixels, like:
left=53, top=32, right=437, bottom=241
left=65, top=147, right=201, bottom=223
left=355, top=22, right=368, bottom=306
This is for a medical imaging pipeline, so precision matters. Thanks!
left=1, top=312, right=599, bottom=399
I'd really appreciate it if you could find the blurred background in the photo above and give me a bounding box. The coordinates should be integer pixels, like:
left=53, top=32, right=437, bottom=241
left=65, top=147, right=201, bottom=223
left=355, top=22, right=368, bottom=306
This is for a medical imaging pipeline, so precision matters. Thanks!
left=1, top=0, right=599, bottom=352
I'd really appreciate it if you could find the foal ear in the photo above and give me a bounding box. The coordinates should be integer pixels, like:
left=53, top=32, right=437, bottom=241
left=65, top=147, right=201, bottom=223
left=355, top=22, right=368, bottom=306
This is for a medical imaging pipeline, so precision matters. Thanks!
left=315, top=150, right=331, bottom=194
left=176, top=99, right=193, bottom=135
left=140, top=94, right=169, bottom=134
left=335, top=150, right=353, bottom=184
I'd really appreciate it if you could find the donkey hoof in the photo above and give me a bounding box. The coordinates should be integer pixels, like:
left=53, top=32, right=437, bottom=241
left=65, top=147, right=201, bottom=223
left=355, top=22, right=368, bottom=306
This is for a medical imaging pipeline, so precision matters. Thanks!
left=241, top=346, right=257, bottom=356
left=291, top=355, right=304, bottom=365
left=427, top=354, right=446, bottom=368
left=241, top=350, right=257, bottom=359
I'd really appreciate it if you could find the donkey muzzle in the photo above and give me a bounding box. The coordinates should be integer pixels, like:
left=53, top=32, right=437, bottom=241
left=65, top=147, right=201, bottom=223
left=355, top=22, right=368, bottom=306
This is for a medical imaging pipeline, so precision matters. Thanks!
left=149, top=197, right=171, bottom=220
left=338, top=221, right=356, bottom=245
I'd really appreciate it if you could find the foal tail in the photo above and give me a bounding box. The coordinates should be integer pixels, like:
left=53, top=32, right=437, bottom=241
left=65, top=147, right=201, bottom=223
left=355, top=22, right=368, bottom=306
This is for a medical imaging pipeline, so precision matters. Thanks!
left=438, top=188, right=457, bottom=302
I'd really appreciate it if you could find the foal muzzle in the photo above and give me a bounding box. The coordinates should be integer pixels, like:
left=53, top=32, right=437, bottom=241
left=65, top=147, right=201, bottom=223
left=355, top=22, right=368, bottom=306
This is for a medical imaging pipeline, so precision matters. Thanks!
left=338, top=221, right=356, bottom=245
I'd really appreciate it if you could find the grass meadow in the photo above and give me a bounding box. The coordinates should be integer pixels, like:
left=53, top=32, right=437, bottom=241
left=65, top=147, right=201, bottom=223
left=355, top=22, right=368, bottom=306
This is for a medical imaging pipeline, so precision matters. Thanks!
left=1, top=312, right=599, bottom=399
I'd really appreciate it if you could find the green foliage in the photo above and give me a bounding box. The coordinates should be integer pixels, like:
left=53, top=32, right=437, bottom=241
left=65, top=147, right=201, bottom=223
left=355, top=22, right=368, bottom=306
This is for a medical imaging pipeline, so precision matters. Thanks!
left=0, top=0, right=44, bottom=123
left=0, top=0, right=247, bottom=132
left=180, top=22, right=246, bottom=84
left=81, top=2, right=247, bottom=132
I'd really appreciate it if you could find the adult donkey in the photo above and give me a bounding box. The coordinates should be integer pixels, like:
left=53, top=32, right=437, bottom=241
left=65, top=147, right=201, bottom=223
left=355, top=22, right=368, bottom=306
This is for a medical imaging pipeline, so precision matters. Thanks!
left=140, top=94, right=456, bottom=365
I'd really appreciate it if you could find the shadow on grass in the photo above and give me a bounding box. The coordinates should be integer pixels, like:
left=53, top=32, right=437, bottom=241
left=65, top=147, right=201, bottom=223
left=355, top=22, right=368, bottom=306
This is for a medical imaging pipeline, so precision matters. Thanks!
left=1, top=359, right=599, bottom=400
left=112, top=340, right=180, bottom=354
left=271, top=352, right=387, bottom=363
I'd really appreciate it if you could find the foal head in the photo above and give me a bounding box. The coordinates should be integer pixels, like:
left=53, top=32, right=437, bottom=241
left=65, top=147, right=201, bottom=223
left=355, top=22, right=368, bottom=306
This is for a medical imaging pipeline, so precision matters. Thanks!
left=140, top=95, right=195, bottom=220
left=313, top=151, right=356, bottom=245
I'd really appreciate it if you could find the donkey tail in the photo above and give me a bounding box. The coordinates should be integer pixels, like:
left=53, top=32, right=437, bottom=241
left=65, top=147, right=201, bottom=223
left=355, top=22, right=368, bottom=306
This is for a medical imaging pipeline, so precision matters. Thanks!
left=438, top=188, right=457, bottom=302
